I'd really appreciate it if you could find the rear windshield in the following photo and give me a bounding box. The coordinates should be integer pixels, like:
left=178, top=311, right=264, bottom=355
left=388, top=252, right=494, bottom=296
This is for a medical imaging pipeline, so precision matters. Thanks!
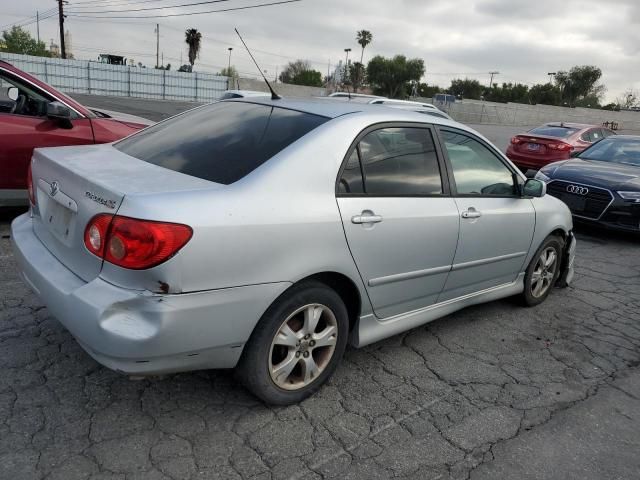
left=528, top=126, right=580, bottom=138
left=114, top=101, right=328, bottom=185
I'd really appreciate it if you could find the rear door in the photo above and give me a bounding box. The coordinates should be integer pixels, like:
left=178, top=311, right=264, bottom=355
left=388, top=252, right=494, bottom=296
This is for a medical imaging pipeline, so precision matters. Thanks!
left=437, top=128, right=535, bottom=301
left=336, top=124, right=460, bottom=319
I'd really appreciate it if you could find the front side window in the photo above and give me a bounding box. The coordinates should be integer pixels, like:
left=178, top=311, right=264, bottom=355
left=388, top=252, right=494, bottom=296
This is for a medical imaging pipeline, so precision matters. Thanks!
left=354, top=127, right=443, bottom=195
left=0, top=70, right=55, bottom=117
left=441, top=129, right=516, bottom=196
left=115, top=102, right=328, bottom=185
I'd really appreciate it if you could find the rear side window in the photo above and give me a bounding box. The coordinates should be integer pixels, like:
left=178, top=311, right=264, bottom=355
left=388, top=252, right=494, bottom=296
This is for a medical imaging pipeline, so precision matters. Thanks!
left=338, top=127, right=443, bottom=195
left=115, top=102, right=328, bottom=185
left=528, top=126, right=580, bottom=138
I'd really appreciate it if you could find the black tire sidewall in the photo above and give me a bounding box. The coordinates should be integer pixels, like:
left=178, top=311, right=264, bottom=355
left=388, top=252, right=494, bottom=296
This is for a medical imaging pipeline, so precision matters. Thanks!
left=522, top=236, right=564, bottom=307
left=237, top=281, right=349, bottom=405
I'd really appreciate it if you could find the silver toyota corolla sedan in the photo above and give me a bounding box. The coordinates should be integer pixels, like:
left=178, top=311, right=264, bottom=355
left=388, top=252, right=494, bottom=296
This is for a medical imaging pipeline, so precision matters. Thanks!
left=11, top=98, right=576, bottom=404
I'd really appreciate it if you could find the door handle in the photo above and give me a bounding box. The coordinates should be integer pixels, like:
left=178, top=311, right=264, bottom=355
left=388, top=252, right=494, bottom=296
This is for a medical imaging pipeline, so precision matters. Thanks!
left=461, top=208, right=482, bottom=219
left=352, top=213, right=383, bottom=224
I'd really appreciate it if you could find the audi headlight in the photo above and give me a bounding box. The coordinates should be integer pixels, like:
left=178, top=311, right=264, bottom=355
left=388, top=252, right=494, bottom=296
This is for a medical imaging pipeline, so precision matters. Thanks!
left=617, top=191, right=640, bottom=202
left=534, top=170, right=551, bottom=183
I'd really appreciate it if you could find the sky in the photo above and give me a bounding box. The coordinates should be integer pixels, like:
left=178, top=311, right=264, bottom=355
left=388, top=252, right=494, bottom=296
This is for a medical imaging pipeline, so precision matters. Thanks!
left=3, top=0, right=640, bottom=102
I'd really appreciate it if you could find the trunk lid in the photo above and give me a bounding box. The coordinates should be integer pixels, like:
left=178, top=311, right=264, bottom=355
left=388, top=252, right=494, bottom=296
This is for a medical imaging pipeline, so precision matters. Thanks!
left=513, top=134, right=572, bottom=156
left=30, top=144, right=215, bottom=282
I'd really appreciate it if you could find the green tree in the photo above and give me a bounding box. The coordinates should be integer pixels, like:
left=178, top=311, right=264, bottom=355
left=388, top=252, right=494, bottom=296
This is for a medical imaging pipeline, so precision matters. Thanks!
left=356, top=30, right=373, bottom=64
left=349, top=62, right=366, bottom=91
left=528, top=83, right=562, bottom=105
left=417, top=83, right=441, bottom=98
left=220, top=66, right=239, bottom=78
left=448, top=78, right=483, bottom=100
left=291, top=69, right=322, bottom=87
left=555, top=66, right=603, bottom=106
left=279, top=60, right=322, bottom=86
left=184, top=28, right=202, bottom=68
left=1, top=26, right=50, bottom=57
left=366, top=55, right=425, bottom=98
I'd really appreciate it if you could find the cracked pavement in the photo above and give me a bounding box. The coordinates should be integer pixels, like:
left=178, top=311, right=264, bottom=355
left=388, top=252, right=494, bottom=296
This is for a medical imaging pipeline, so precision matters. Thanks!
left=1, top=210, right=639, bottom=480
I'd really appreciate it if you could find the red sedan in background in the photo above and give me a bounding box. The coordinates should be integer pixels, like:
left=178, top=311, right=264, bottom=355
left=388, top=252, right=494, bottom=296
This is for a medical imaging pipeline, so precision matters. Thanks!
left=506, top=122, right=616, bottom=171
left=0, top=60, right=152, bottom=206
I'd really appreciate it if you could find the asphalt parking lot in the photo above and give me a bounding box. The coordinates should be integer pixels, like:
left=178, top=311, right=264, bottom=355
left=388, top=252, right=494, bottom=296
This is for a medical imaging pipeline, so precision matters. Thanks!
left=1, top=207, right=639, bottom=480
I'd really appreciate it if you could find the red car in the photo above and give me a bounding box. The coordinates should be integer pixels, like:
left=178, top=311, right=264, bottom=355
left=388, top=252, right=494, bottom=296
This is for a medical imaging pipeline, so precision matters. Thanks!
left=505, top=122, right=616, bottom=171
left=0, top=60, right=152, bottom=206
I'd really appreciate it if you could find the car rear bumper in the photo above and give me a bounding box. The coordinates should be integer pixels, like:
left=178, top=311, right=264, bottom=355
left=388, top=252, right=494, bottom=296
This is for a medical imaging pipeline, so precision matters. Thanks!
left=506, top=149, right=568, bottom=170
left=11, top=213, right=291, bottom=375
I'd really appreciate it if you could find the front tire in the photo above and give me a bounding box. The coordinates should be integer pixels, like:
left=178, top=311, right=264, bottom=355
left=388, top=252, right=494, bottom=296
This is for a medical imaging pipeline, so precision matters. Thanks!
left=521, top=235, right=564, bottom=307
left=236, top=281, right=349, bottom=405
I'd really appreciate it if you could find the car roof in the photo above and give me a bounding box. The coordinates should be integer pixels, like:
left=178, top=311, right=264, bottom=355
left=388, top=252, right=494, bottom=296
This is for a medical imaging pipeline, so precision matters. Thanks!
left=225, top=97, right=464, bottom=127
left=328, top=92, right=385, bottom=99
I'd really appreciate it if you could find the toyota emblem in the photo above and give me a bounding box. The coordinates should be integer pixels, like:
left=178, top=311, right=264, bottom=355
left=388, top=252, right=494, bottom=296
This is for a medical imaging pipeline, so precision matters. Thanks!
left=49, top=181, right=59, bottom=197
left=566, top=185, right=588, bottom=195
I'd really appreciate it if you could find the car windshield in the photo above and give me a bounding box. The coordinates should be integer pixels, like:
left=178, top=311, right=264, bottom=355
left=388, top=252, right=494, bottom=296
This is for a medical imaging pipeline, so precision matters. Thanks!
left=528, top=126, right=580, bottom=138
left=114, top=101, right=329, bottom=184
left=579, top=138, right=640, bottom=167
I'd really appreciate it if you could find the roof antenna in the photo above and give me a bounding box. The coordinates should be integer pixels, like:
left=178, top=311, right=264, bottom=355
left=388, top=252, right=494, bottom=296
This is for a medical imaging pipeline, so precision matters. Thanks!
left=235, top=28, right=281, bottom=100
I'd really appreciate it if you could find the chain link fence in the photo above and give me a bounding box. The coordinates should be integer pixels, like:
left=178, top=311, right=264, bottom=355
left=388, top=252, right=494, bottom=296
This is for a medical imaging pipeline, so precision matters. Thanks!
left=1, top=52, right=229, bottom=102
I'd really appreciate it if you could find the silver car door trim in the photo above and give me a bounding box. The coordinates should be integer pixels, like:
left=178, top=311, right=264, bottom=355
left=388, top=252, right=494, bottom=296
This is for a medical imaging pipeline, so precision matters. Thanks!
left=451, top=251, right=527, bottom=271
left=368, top=264, right=451, bottom=287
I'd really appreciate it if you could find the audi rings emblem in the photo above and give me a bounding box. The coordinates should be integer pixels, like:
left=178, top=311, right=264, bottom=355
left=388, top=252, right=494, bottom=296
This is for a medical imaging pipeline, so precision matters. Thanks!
left=566, top=185, right=589, bottom=195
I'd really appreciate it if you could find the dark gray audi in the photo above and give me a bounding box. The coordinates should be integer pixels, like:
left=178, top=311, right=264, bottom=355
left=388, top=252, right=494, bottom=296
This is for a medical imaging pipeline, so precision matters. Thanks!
left=535, top=135, right=640, bottom=232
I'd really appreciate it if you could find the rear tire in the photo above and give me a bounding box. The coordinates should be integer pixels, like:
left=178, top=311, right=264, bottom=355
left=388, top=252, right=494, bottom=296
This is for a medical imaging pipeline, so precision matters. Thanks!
left=520, top=235, right=564, bottom=307
left=236, top=281, right=349, bottom=405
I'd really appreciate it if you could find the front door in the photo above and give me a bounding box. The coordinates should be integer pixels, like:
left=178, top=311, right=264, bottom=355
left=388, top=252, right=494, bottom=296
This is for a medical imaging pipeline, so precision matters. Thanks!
left=336, top=125, right=460, bottom=318
left=0, top=69, right=94, bottom=197
left=438, top=128, right=536, bottom=301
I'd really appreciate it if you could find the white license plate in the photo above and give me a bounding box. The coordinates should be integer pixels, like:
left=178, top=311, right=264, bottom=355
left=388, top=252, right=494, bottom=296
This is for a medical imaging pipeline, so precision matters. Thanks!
left=43, top=200, right=74, bottom=240
left=527, top=143, right=541, bottom=151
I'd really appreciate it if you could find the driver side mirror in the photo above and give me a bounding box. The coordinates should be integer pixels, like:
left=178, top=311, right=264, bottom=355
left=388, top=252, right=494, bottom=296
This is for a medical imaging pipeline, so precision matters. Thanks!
left=7, top=87, right=18, bottom=101
left=46, top=101, right=73, bottom=129
left=523, top=179, right=546, bottom=198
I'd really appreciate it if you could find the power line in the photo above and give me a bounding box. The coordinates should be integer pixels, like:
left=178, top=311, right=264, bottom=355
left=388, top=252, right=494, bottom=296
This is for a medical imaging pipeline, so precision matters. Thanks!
left=67, top=0, right=303, bottom=18
left=69, top=0, right=166, bottom=6
left=0, top=8, right=58, bottom=30
left=67, top=0, right=235, bottom=14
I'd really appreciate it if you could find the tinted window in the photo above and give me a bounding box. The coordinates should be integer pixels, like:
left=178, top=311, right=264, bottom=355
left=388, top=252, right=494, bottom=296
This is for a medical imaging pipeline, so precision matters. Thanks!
left=579, top=138, right=640, bottom=167
left=528, top=126, right=580, bottom=138
left=358, top=127, right=442, bottom=195
left=338, top=149, right=364, bottom=193
left=589, top=129, right=604, bottom=142
left=442, top=130, right=516, bottom=196
left=115, top=102, right=328, bottom=185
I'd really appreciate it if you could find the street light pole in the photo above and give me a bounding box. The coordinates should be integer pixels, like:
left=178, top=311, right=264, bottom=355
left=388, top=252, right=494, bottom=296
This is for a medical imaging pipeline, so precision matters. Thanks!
left=489, top=71, right=499, bottom=88
left=228, top=47, right=233, bottom=70
left=547, top=72, right=556, bottom=84
left=344, top=48, right=351, bottom=84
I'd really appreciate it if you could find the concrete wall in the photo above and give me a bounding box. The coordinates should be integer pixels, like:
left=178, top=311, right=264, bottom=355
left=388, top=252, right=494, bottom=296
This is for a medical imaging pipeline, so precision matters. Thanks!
left=421, top=97, right=640, bottom=134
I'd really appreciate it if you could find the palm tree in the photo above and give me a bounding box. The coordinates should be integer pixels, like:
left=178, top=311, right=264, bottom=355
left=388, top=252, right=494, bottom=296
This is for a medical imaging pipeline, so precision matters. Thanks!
left=185, top=28, right=202, bottom=68
left=356, top=30, right=373, bottom=64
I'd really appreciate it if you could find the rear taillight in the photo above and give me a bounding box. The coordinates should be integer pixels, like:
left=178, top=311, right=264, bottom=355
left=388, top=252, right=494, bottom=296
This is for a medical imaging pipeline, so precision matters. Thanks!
left=84, top=214, right=193, bottom=270
left=27, top=163, right=36, bottom=206
left=548, top=142, right=571, bottom=151
left=510, top=137, right=522, bottom=145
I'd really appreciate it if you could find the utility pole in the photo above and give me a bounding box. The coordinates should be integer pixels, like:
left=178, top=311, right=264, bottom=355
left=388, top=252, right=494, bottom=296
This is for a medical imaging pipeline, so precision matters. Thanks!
left=155, top=24, right=160, bottom=68
left=489, top=71, right=499, bottom=88
left=57, top=0, right=66, bottom=59
left=36, top=11, right=40, bottom=43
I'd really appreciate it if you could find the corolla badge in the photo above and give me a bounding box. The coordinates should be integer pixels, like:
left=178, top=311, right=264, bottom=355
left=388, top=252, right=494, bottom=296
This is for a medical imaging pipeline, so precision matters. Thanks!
left=566, top=185, right=589, bottom=195
left=85, top=191, right=117, bottom=209
left=49, top=181, right=59, bottom=197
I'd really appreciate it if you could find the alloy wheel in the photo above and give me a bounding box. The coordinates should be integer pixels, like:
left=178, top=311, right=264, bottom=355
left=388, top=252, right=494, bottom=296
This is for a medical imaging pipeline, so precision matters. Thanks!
left=531, top=246, right=558, bottom=298
left=269, top=304, right=338, bottom=390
